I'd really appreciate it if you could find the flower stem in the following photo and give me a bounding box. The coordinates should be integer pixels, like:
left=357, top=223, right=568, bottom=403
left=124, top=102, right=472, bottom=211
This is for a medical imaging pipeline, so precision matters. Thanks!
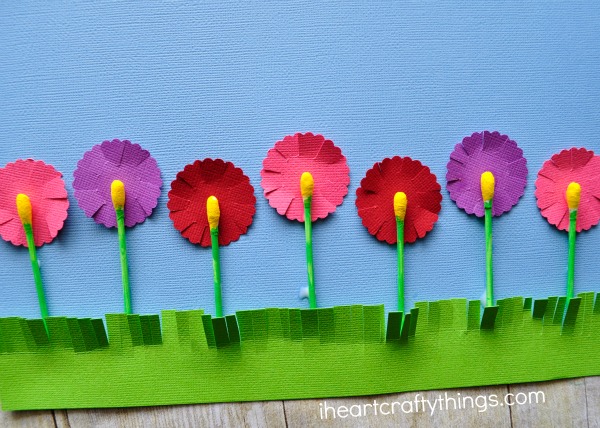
left=304, top=197, right=316, bottom=309
left=116, top=208, right=132, bottom=314
left=23, top=223, right=48, bottom=324
left=396, top=218, right=405, bottom=313
left=211, top=227, right=223, bottom=318
left=567, top=209, right=577, bottom=302
left=484, top=200, right=494, bottom=307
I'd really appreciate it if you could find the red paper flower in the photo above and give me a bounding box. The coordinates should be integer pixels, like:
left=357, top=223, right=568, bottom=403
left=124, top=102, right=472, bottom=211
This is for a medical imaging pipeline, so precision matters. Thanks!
left=0, top=159, right=69, bottom=247
left=168, top=159, right=256, bottom=247
left=261, top=133, right=350, bottom=222
left=535, top=148, right=600, bottom=232
left=356, top=156, right=442, bottom=244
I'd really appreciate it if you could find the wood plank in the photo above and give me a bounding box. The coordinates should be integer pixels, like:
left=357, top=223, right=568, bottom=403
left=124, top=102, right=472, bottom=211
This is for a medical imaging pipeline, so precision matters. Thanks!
left=585, top=376, right=600, bottom=428
left=0, top=410, right=56, bottom=428
left=3, top=378, right=597, bottom=427
left=53, top=410, right=69, bottom=428
left=63, top=401, right=286, bottom=428
left=283, top=386, right=511, bottom=428
left=509, top=378, right=587, bottom=428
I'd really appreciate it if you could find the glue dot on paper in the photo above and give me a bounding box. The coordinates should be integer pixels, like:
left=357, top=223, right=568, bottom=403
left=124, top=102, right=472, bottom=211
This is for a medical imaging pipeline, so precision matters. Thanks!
left=299, top=286, right=309, bottom=300
left=480, top=290, right=487, bottom=307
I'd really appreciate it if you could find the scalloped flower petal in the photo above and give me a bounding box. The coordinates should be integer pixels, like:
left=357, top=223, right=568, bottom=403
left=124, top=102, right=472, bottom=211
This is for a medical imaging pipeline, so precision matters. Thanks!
left=535, top=148, right=600, bottom=232
left=168, top=159, right=256, bottom=247
left=73, top=139, right=162, bottom=228
left=0, top=159, right=69, bottom=247
left=446, top=131, right=528, bottom=217
left=260, top=133, right=350, bottom=222
left=356, top=156, right=442, bottom=244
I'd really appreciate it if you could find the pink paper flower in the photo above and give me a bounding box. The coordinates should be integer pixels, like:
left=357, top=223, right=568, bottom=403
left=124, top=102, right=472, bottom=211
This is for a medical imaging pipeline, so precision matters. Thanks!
left=261, top=133, right=350, bottom=222
left=535, top=148, right=600, bottom=232
left=0, top=159, right=69, bottom=247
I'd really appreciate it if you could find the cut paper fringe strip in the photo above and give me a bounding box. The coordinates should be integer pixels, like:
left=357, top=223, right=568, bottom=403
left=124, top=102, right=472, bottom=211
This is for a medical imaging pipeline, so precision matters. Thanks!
left=261, top=132, right=350, bottom=222
left=73, top=139, right=162, bottom=228
left=0, top=159, right=69, bottom=247
left=535, top=147, right=600, bottom=232
left=447, top=131, right=527, bottom=217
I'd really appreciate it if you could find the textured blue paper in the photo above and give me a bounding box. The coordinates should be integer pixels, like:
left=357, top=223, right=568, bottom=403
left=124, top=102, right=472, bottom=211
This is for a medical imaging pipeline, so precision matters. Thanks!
left=1, top=2, right=599, bottom=319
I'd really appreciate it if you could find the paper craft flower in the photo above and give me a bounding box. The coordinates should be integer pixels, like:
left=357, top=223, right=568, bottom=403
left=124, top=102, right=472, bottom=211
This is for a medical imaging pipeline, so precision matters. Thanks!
left=168, top=159, right=256, bottom=247
left=0, top=159, right=69, bottom=247
left=446, top=131, right=528, bottom=217
left=535, top=148, right=600, bottom=232
left=356, top=156, right=442, bottom=244
left=73, top=139, right=162, bottom=228
left=261, top=132, right=350, bottom=222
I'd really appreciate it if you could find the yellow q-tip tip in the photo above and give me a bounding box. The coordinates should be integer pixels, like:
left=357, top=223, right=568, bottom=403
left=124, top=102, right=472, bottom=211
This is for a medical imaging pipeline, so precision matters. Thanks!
left=300, top=172, right=314, bottom=199
left=394, top=192, right=407, bottom=221
left=566, top=182, right=581, bottom=211
left=16, top=193, right=32, bottom=225
left=207, top=196, right=220, bottom=229
left=481, top=171, right=495, bottom=202
left=111, top=180, right=126, bottom=210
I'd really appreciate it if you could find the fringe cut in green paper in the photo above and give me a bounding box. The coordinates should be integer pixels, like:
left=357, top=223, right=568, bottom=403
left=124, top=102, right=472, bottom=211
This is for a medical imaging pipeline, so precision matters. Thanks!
left=0, top=292, right=599, bottom=410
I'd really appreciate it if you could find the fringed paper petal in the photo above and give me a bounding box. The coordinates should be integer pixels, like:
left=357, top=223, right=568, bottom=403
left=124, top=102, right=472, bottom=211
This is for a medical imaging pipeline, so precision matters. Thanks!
left=535, top=148, right=600, bottom=232
left=260, top=133, right=350, bottom=222
left=0, top=159, right=69, bottom=247
left=446, top=131, right=528, bottom=217
left=168, top=159, right=256, bottom=247
left=355, top=156, right=442, bottom=244
left=73, top=139, right=162, bottom=228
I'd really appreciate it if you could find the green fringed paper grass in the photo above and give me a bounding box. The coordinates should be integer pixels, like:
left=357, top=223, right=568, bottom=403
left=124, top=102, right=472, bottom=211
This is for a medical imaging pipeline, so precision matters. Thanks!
left=1, top=293, right=599, bottom=411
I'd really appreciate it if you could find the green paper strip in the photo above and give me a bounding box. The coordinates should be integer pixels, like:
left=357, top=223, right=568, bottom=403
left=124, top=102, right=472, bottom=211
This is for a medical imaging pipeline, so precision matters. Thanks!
left=211, top=317, right=230, bottom=348
left=115, top=208, right=132, bottom=314
left=563, top=297, right=582, bottom=330
left=91, top=319, right=109, bottom=348
left=23, top=223, right=49, bottom=323
left=396, top=218, right=405, bottom=313
left=532, top=299, right=548, bottom=319
left=2, top=296, right=600, bottom=410
left=385, top=311, right=402, bottom=342
left=201, top=314, right=217, bottom=348
left=225, top=315, right=240, bottom=344
left=26, top=319, right=49, bottom=347
left=480, top=305, right=499, bottom=330
left=484, top=200, right=494, bottom=307
left=210, top=227, right=223, bottom=318
left=304, top=197, right=316, bottom=308
left=46, top=317, right=73, bottom=349
left=567, top=209, right=577, bottom=301
left=408, top=308, right=419, bottom=337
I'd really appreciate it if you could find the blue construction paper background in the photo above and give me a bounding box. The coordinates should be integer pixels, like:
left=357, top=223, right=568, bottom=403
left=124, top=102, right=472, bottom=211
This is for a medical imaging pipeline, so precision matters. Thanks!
left=1, top=2, right=599, bottom=319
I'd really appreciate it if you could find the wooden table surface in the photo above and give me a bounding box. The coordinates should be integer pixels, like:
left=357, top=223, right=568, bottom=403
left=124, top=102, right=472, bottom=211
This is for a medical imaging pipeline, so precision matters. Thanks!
left=2, top=377, right=598, bottom=427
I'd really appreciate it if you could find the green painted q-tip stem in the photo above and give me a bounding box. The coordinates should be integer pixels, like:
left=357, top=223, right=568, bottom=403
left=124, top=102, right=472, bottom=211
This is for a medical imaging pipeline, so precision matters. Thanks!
left=210, top=227, right=223, bottom=318
left=396, top=218, right=405, bottom=313
left=304, top=197, right=316, bottom=309
left=567, top=210, right=577, bottom=301
left=116, top=208, right=132, bottom=315
left=484, top=200, right=494, bottom=307
left=23, top=223, right=49, bottom=322
left=16, top=193, right=48, bottom=327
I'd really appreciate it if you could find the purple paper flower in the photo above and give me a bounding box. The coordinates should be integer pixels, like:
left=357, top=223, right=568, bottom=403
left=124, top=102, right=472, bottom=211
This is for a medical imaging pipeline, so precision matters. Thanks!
left=446, top=131, right=527, bottom=217
left=73, top=139, right=162, bottom=228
